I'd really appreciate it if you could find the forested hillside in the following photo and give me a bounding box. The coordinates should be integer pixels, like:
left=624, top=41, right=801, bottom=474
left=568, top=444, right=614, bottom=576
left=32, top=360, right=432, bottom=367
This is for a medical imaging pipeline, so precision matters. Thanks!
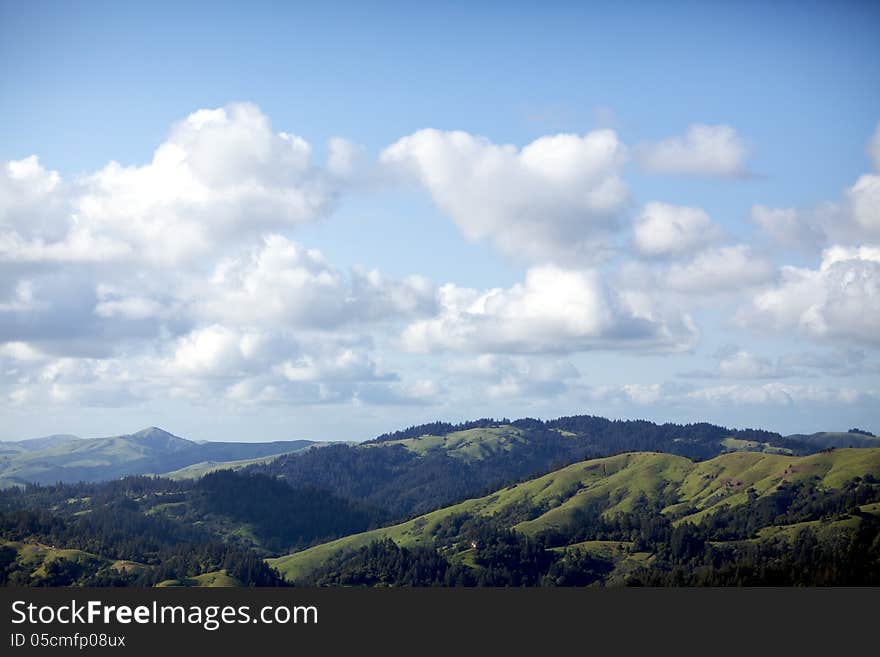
left=0, top=471, right=378, bottom=586
left=251, top=416, right=809, bottom=518
left=272, top=448, right=880, bottom=586
left=1, top=415, right=876, bottom=587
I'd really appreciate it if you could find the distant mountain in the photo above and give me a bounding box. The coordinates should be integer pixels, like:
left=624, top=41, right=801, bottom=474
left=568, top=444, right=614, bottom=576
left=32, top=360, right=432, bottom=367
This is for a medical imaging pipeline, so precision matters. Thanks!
left=0, top=434, right=81, bottom=456
left=0, top=427, right=317, bottom=487
left=12, top=434, right=82, bottom=452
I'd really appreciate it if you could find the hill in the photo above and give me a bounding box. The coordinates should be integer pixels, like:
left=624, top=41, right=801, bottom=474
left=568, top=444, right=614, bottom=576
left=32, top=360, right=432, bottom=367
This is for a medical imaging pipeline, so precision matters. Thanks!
left=270, top=448, right=880, bottom=585
left=0, top=427, right=317, bottom=487
left=785, top=431, right=880, bottom=450
left=0, top=468, right=383, bottom=586
left=2, top=414, right=878, bottom=587
left=250, top=415, right=812, bottom=519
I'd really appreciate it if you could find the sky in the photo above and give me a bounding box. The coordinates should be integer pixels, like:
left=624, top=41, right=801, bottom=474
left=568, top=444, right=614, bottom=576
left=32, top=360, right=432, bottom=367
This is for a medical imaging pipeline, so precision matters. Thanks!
left=1, top=0, right=879, bottom=442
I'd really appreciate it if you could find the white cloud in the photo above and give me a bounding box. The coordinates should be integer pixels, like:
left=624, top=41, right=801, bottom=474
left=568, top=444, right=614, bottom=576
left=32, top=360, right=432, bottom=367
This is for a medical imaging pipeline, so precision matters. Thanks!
left=0, top=156, right=65, bottom=239
left=354, top=379, right=444, bottom=406
left=664, top=245, right=776, bottom=293
left=739, top=245, right=880, bottom=345
left=1, top=324, right=409, bottom=409
left=846, top=173, right=880, bottom=239
left=194, top=234, right=436, bottom=328
left=278, top=347, right=393, bottom=384
left=718, top=351, right=781, bottom=379
left=679, top=350, right=793, bottom=380
left=3, top=104, right=877, bottom=424
left=637, top=124, right=750, bottom=177
left=752, top=124, right=880, bottom=249
left=749, top=205, right=824, bottom=252
left=685, top=382, right=876, bottom=406
left=0, top=227, right=132, bottom=263
left=381, top=128, right=628, bottom=263
left=633, top=202, right=723, bottom=256
left=447, top=354, right=580, bottom=399
left=778, top=348, right=880, bottom=376
left=581, top=380, right=877, bottom=408
left=584, top=382, right=686, bottom=406
left=0, top=281, right=45, bottom=312
left=0, top=103, right=343, bottom=268
left=73, top=102, right=338, bottom=265
left=0, top=341, right=46, bottom=363
left=165, top=325, right=264, bottom=379
left=401, top=265, right=697, bottom=354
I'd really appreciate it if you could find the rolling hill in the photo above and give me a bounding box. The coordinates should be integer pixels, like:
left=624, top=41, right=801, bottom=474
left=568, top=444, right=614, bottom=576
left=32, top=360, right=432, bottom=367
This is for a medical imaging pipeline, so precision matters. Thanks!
left=784, top=431, right=880, bottom=450
left=250, top=415, right=815, bottom=519
left=2, top=414, right=878, bottom=586
left=0, top=427, right=316, bottom=487
left=270, top=447, right=880, bottom=585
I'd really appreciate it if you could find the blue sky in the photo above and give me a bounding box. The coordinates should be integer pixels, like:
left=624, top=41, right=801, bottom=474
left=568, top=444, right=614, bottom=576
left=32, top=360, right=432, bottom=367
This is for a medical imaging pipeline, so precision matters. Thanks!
left=1, top=1, right=879, bottom=441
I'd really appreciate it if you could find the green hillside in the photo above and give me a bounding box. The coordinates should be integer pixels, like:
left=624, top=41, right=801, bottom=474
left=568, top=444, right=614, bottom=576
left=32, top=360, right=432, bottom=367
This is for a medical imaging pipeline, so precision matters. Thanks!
left=159, top=452, right=300, bottom=480
left=270, top=448, right=880, bottom=584
left=373, top=426, right=534, bottom=462
left=254, top=415, right=812, bottom=520
left=785, top=431, right=880, bottom=450
left=155, top=570, right=242, bottom=587
left=0, top=539, right=119, bottom=586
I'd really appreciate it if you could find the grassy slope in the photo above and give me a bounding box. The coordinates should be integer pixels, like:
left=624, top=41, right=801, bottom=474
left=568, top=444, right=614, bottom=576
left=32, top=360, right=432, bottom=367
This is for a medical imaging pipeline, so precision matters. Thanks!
left=368, top=426, right=532, bottom=462
left=159, top=451, right=298, bottom=480
left=720, top=437, right=792, bottom=455
left=2, top=539, right=111, bottom=583
left=786, top=431, right=880, bottom=449
left=155, top=571, right=242, bottom=587
left=269, top=448, right=880, bottom=582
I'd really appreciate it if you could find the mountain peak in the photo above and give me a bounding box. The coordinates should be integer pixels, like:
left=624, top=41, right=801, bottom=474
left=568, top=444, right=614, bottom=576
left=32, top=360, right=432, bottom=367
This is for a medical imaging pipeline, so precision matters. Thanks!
left=127, top=427, right=193, bottom=451
left=132, top=426, right=171, bottom=437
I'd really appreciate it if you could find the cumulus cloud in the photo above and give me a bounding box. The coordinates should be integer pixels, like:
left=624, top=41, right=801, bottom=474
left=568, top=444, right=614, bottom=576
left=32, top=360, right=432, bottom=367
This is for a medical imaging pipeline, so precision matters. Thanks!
left=846, top=173, right=880, bottom=239
left=354, top=379, right=444, bottom=406
left=778, top=348, right=880, bottom=376
left=3, top=103, right=877, bottom=423
left=663, top=245, right=776, bottom=294
left=0, top=156, right=65, bottom=238
left=1, top=324, right=408, bottom=409
left=679, top=350, right=794, bottom=380
left=381, top=128, right=628, bottom=263
left=0, top=103, right=344, bottom=268
left=633, top=202, right=723, bottom=257
left=72, top=103, right=340, bottom=265
left=738, top=245, right=880, bottom=345
left=584, top=381, right=690, bottom=406
left=401, top=265, right=697, bottom=354
left=581, top=380, right=877, bottom=408
left=193, top=234, right=435, bottom=329
left=752, top=123, right=880, bottom=249
left=447, top=354, right=580, bottom=399
left=684, top=382, right=876, bottom=406
left=749, top=205, right=825, bottom=252
left=636, top=124, right=750, bottom=177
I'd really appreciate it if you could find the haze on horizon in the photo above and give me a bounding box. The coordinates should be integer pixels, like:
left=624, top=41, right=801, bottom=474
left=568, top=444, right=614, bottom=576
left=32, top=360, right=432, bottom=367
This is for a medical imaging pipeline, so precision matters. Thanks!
left=1, top=1, right=879, bottom=442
